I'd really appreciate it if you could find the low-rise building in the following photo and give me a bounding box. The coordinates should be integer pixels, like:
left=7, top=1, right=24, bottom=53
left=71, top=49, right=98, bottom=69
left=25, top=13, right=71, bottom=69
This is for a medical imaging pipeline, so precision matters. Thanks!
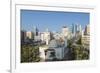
left=39, top=38, right=68, bottom=61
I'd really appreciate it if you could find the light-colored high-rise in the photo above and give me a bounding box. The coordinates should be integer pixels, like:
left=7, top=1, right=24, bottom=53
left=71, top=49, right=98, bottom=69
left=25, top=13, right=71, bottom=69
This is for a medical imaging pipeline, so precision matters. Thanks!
left=40, top=28, right=51, bottom=45
left=84, top=24, right=90, bottom=35
left=62, top=26, right=69, bottom=38
left=81, top=24, right=90, bottom=49
left=26, top=31, right=34, bottom=39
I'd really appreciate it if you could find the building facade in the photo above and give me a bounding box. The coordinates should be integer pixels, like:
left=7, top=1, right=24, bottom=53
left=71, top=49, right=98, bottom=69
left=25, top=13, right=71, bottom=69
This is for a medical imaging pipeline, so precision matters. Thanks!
left=62, top=26, right=69, bottom=38
left=21, top=30, right=26, bottom=43
left=40, top=28, right=51, bottom=45
left=39, top=38, right=68, bottom=61
left=84, top=24, right=90, bottom=35
left=26, top=31, right=34, bottom=39
left=81, top=24, right=90, bottom=49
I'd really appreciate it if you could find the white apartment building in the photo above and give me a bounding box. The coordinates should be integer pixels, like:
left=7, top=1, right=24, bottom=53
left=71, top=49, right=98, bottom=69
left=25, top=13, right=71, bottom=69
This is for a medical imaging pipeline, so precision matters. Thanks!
left=40, top=29, right=51, bottom=45
left=26, top=31, right=34, bottom=39
left=81, top=24, right=90, bottom=48
left=62, top=26, right=69, bottom=38
left=39, top=39, right=68, bottom=61
left=81, top=35, right=90, bottom=45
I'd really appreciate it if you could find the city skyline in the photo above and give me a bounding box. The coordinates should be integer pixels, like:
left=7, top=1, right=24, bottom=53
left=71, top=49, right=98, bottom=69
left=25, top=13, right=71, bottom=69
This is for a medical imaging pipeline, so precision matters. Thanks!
left=21, top=9, right=90, bottom=32
left=21, top=10, right=90, bottom=62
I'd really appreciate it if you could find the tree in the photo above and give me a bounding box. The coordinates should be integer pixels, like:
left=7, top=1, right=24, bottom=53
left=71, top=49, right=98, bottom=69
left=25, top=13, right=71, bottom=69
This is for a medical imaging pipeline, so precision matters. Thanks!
left=67, top=38, right=89, bottom=60
left=21, top=44, right=40, bottom=63
left=76, top=37, right=82, bottom=45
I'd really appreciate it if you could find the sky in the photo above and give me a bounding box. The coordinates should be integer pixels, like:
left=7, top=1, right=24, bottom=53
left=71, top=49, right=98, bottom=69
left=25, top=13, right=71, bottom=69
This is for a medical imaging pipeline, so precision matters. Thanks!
left=21, top=9, right=89, bottom=32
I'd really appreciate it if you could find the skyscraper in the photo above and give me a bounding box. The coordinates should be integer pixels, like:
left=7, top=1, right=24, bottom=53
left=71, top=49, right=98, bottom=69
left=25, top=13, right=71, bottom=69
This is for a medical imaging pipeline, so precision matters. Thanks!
left=72, top=24, right=82, bottom=36
left=84, top=24, right=90, bottom=35
left=40, top=28, right=51, bottom=45
left=62, top=26, right=69, bottom=38
left=81, top=24, right=90, bottom=49
left=33, top=26, right=39, bottom=36
left=72, top=24, right=76, bottom=36
left=75, top=24, right=82, bottom=33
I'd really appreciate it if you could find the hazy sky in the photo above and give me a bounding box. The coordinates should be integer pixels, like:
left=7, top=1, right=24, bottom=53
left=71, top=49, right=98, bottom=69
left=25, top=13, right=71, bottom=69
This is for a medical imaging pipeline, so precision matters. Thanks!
left=21, top=9, right=89, bottom=32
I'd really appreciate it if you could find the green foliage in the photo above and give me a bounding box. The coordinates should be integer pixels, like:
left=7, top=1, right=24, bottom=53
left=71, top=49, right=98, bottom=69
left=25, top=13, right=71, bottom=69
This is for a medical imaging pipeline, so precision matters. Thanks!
left=67, top=37, right=89, bottom=60
left=73, top=46, right=89, bottom=60
left=67, top=39, right=73, bottom=48
left=76, top=37, right=82, bottom=45
left=21, top=44, right=40, bottom=63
